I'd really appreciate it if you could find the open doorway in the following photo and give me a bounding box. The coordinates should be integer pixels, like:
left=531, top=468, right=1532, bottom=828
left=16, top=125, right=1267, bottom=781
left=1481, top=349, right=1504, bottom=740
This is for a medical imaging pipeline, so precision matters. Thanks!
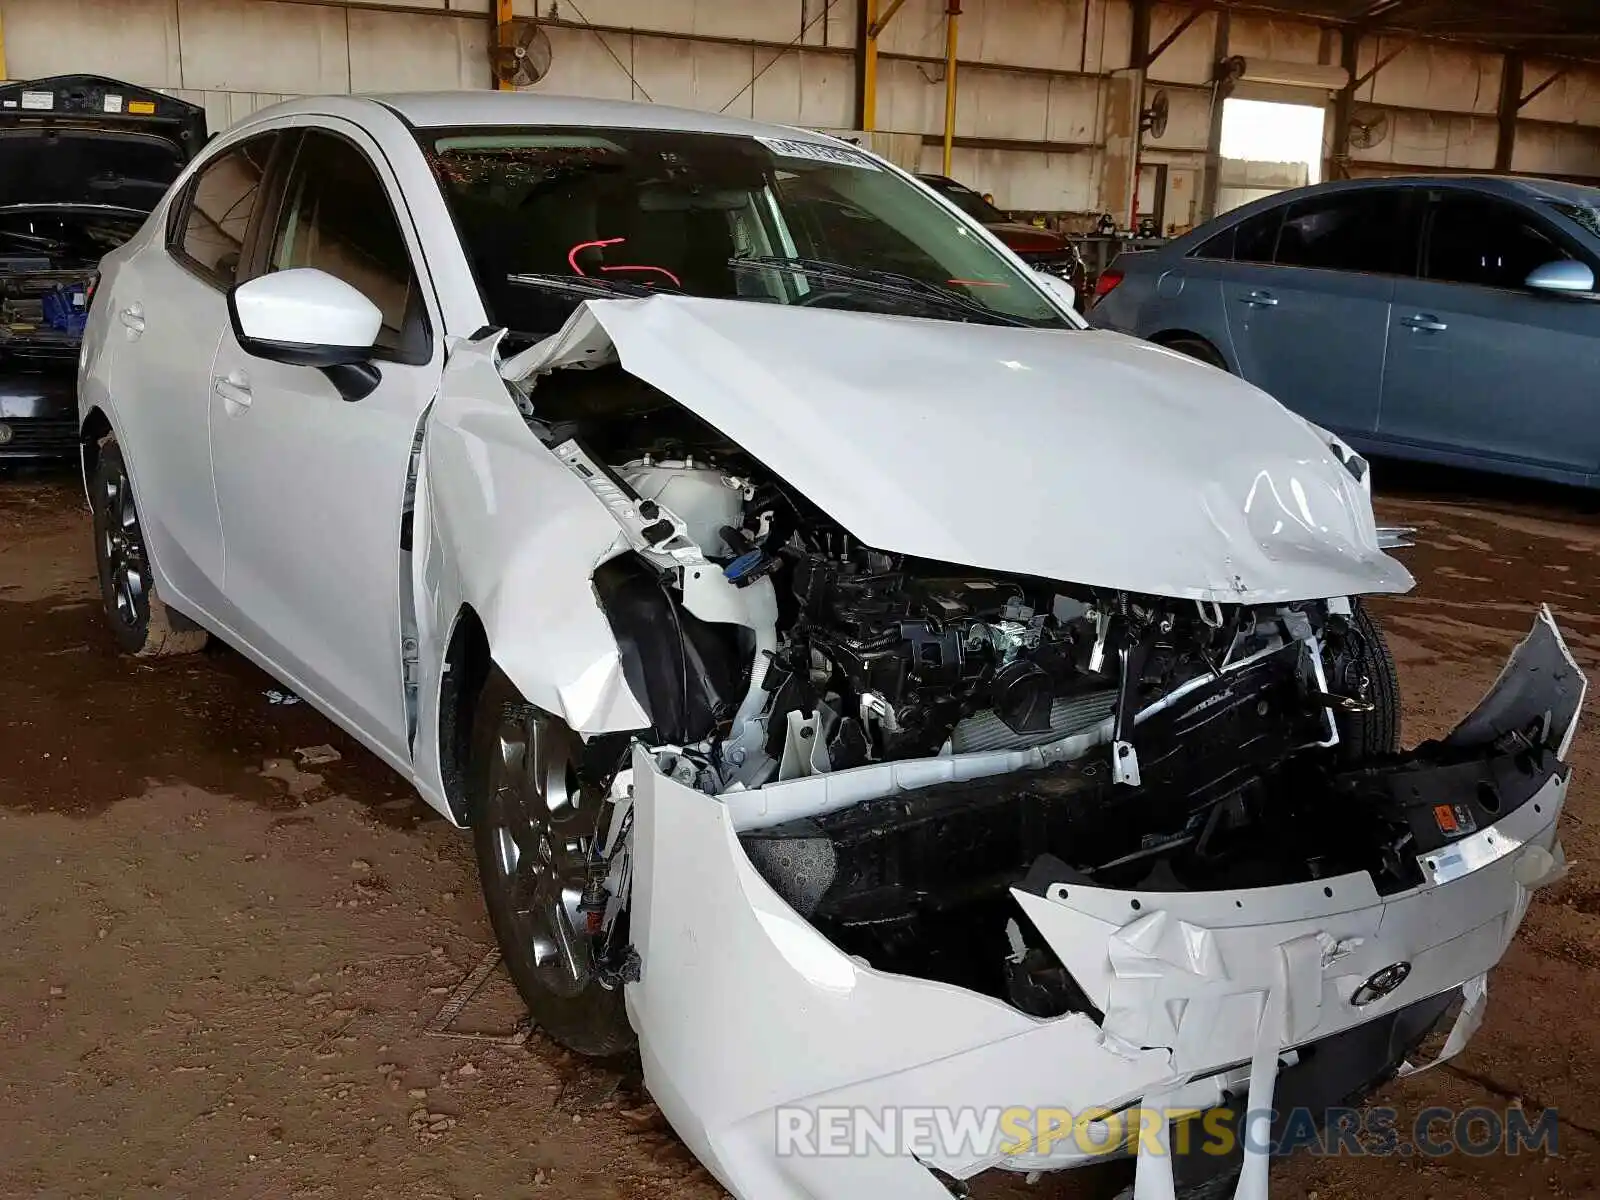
left=1218, top=97, right=1326, bottom=213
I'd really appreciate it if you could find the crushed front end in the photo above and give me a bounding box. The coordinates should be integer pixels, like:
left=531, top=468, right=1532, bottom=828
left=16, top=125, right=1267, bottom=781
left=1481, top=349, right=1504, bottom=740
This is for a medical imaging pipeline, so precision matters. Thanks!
left=623, top=607, right=1581, bottom=1200
left=480, top=302, right=1584, bottom=1200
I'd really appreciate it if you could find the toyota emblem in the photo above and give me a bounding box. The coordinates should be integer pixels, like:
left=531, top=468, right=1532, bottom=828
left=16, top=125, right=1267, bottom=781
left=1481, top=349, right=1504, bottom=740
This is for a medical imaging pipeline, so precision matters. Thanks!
left=1351, top=961, right=1412, bottom=1007
left=0, top=422, right=12, bottom=446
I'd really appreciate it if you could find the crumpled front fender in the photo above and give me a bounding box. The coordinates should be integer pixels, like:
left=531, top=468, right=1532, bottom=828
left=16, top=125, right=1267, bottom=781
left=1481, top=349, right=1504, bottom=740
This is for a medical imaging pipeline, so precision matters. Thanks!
left=415, top=334, right=651, bottom=801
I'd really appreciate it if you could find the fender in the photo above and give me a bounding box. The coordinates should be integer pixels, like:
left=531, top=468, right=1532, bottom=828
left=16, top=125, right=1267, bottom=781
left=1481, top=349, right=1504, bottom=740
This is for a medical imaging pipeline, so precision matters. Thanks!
left=410, top=331, right=652, bottom=822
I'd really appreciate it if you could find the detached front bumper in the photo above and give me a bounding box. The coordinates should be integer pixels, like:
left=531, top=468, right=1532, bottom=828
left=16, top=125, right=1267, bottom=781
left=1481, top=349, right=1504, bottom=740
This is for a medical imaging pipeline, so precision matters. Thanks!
left=625, top=610, right=1584, bottom=1200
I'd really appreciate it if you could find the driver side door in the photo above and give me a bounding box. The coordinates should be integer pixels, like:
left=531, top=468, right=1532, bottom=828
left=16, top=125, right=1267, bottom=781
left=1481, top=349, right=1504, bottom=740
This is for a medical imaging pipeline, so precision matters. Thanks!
left=209, top=123, right=443, bottom=769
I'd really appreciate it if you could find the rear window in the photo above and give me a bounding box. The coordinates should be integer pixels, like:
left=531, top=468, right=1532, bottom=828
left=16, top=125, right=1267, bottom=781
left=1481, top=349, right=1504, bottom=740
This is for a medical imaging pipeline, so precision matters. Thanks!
left=1192, top=206, right=1281, bottom=263
left=920, top=177, right=1006, bottom=223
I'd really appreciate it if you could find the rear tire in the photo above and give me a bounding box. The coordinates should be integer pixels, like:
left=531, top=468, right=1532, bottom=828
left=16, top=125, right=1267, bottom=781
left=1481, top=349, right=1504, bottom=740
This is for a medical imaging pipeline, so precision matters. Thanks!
left=91, top=435, right=208, bottom=658
left=1160, top=335, right=1229, bottom=371
left=468, top=669, right=636, bottom=1058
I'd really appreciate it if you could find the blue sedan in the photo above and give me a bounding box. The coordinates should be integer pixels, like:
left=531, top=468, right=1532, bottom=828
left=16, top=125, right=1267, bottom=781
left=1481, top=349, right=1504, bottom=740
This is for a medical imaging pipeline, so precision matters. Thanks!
left=1090, top=176, right=1600, bottom=487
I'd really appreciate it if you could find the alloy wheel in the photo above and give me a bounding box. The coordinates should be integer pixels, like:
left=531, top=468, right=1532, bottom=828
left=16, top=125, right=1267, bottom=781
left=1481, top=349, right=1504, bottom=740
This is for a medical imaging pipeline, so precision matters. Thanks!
left=100, top=463, right=150, bottom=633
left=483, top=709, right=602, bottom=999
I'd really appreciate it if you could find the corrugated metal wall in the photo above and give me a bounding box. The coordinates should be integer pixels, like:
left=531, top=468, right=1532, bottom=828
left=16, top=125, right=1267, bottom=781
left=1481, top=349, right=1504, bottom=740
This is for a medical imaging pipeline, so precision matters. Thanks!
left=2, top=0, right=1599, bottom=218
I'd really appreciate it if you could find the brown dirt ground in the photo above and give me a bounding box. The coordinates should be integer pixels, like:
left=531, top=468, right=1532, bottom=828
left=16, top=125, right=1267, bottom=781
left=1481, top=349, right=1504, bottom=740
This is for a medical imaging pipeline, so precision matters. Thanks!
left=3, top=461, right=1600, bottom=1200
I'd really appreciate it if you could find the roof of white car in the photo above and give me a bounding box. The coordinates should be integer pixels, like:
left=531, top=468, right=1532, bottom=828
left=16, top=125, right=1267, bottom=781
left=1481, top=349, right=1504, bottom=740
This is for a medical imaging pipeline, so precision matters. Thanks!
left=364, top=90, right=833, bottom=144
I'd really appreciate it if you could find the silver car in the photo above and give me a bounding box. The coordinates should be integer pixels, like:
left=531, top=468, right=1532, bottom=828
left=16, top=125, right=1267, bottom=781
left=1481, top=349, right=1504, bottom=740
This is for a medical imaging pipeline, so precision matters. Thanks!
left=1091, top=176, right=1600, bottom=487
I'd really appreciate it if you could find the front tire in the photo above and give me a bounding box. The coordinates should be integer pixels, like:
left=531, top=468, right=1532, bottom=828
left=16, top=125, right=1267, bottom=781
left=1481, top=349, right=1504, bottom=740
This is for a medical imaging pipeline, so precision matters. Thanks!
left=1331, top=600, right=1401, bottom=757
left=468, top=670, right=635, bottom=1057
left=91, top=436, right=208, bottom=658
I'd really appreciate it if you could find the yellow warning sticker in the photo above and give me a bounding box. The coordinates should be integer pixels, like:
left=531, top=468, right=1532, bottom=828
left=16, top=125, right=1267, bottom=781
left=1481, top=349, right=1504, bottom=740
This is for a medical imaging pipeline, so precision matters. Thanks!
left=128, top=100, right=157, bottom=115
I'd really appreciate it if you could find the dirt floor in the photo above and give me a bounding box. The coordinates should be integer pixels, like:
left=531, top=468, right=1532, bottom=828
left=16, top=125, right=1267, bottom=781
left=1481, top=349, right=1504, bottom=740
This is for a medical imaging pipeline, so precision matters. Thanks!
left=4, top=461, right=1600, bottom=1200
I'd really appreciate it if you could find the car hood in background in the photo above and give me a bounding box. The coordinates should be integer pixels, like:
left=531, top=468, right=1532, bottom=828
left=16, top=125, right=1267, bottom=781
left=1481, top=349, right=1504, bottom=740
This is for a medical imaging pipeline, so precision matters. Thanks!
left=0, top=75, right=206, bottom=211
left=508, top=296, right=1413, bottom=605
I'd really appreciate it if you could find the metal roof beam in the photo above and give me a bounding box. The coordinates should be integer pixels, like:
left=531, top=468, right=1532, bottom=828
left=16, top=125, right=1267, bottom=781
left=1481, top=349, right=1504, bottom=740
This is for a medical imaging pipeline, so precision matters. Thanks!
left=1349, top=38, right=1409, bottom=91
left=1519, top=64, right=1571, bottom=109
left=1143, top=3, right=1211, bottom=69
left=868, top=0, right=909, bottom=40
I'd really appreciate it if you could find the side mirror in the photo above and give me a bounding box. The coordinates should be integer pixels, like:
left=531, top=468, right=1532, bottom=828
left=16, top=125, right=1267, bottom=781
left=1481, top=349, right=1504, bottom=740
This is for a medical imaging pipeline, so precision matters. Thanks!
left=1525, top=259, right=1597, bottom=298
left=1031, top=269, right=1077, bottom=312
left=227, top=268, right=384, bottom=401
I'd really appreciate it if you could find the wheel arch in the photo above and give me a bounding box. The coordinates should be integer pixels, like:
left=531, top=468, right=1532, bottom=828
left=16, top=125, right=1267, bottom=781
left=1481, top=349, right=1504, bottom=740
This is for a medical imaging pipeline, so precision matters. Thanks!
left=79, top=406, right=114, bottom=500
left=438, top=602, right=492, bottom=826
left=1149, top=329, right=1231, bottom=367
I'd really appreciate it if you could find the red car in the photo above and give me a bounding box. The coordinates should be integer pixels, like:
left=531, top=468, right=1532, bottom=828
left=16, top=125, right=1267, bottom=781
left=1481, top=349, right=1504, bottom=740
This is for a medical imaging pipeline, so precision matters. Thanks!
left=918, top=174, right=1086, bottom=308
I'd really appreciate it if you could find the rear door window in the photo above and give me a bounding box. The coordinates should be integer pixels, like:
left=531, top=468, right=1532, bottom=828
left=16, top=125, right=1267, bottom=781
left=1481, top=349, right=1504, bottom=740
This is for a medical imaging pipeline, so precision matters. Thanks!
left=1274, top=189, right=1409, bottom=274
left=171, top=133, right=277, bottom=288
left=1192, top=205, right=1283, bottom=263
left=1189, top=189, right=1411, bottom=275
left=1424, top=193, right=1572, bottom=291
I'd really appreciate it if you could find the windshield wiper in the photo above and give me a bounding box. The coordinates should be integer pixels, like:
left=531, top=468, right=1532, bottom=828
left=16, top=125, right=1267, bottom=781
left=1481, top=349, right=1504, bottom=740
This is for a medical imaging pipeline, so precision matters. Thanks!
left=505, top=272, right=667, bottom=300
left=727, top=255, right=1031, bottom=327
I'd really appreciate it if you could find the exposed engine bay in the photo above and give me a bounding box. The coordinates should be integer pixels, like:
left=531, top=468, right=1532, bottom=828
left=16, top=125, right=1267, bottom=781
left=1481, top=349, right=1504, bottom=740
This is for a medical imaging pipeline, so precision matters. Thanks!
left=0, top=211, right=133, bottom=360
left=525, top=365, right=1366, bottom=770
left=517, top=361, right=1572, bottom=1015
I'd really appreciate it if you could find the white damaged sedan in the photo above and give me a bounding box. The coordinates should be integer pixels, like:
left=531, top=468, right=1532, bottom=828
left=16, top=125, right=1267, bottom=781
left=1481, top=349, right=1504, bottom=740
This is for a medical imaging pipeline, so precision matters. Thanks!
left=80, top=93, right=1584, bottom=1200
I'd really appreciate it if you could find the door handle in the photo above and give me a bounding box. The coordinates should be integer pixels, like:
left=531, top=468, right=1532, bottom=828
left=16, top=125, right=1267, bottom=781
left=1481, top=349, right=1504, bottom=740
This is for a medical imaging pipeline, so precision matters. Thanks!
left=1240, top=290, right=1278, bottom=308
left=118, top=304, right=145, bottom=336
left=213, top=374, right=253, bottom=409
left=1401, top=314, right=1448, bottom=333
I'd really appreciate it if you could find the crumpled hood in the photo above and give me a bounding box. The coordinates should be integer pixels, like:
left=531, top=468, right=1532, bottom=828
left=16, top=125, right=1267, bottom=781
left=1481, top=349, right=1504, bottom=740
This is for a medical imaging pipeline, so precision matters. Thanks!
left=511, top=296, right=1413, bottom=604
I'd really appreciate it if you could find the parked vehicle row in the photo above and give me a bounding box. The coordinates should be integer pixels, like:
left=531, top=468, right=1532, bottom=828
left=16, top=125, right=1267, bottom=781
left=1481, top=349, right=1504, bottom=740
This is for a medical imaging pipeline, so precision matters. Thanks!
left=1091, top=175, right=1600, bottom=487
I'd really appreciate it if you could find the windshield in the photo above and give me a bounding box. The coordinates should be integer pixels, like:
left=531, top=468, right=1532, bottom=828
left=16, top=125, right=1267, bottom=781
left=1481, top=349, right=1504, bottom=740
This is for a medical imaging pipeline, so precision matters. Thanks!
left=1550, top=199, right=1600, bottom=240
left=918, top=176, right=1007, bottom=223
left=420, top=127, right=1070, bottom=339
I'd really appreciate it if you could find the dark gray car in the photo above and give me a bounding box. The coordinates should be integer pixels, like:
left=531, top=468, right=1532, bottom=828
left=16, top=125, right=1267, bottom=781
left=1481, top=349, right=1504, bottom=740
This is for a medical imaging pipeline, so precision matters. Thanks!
left=1090, top=176, right=1600, bottom=487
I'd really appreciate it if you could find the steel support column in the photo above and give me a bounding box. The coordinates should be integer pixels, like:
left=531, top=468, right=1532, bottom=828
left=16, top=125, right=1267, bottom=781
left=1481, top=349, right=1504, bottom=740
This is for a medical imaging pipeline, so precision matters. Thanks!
left=1497, top=53, right=1525, bottom=172
left=942, top=1, right=961, bottom=175
left=493, top=0, right=514, bottom=91
left=857, top=0, right=910, bottom=134
left=1199, top=6, right=1229, bottom=222
left=1130, top=0, right=1152, bottom=69
left=1329, top=27, right=1360, bottom=180
left=858, top=0, right=878, bottom=130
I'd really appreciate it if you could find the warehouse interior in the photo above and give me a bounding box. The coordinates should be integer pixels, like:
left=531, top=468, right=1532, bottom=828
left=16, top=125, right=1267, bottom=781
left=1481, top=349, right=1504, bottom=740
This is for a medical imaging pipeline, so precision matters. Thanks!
left=4, top=0, right=1600, bottom=230
left=4, top=2, right=1600, bottom=1199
